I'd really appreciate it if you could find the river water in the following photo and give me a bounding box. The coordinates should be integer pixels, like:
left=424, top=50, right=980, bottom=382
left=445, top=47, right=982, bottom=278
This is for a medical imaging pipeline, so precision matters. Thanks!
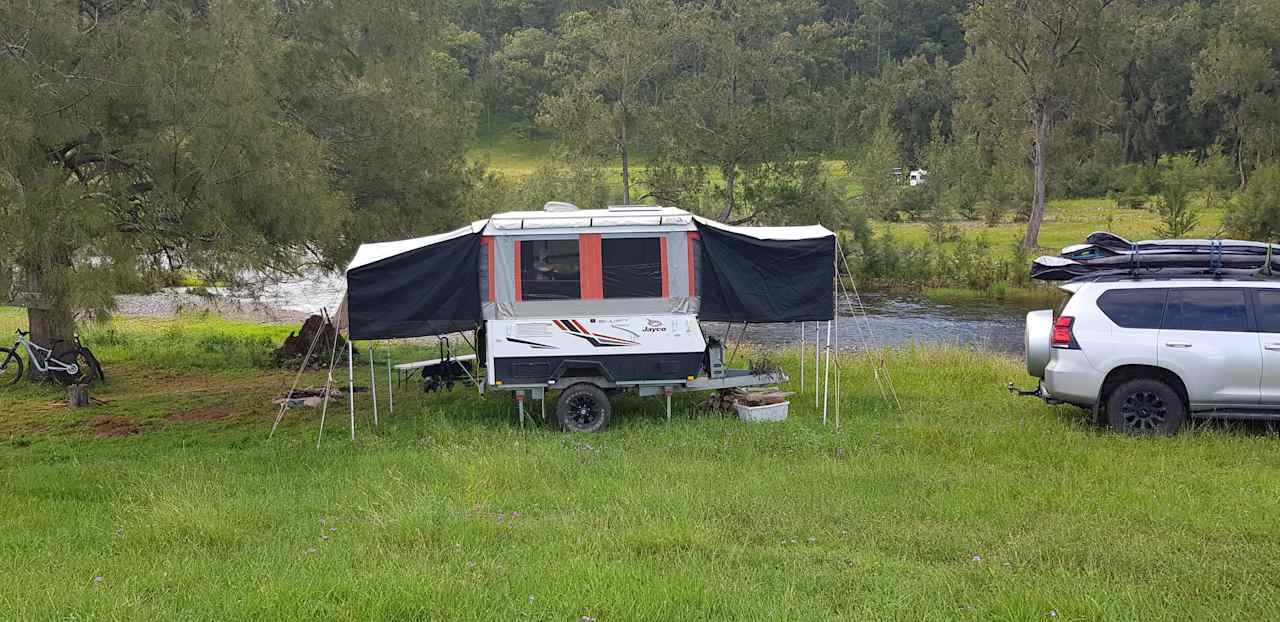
left=230, top=271, right=1030, bottom=354
left=702, top=290, right=1028, bottom=355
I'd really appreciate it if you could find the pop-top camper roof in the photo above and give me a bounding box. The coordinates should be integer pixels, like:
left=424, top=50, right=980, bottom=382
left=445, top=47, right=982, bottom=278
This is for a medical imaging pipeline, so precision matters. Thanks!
left=344, top=204, right=836, bottom=339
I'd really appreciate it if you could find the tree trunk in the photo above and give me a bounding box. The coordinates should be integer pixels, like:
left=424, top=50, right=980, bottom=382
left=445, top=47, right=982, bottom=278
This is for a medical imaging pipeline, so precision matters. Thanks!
left=1023, top=104, right=1050, bottom=250
left=719, top=162, right=737, bottom=221
left=27, top=306, right=74, bottom=379
left=1236, top=132, right=1247, bottom=191
left=620, top=120, right=631, bottom=205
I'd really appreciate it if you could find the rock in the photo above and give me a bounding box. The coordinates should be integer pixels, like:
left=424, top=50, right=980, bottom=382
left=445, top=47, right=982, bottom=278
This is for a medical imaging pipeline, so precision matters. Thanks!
left=303, top=396, right=323, bottom=408
left=272, top=315, right=354, bottom=369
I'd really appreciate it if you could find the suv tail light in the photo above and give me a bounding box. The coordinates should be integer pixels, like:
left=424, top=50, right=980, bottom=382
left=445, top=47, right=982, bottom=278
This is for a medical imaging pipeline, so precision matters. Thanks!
left=1052, top=316, right=1079, bottom=349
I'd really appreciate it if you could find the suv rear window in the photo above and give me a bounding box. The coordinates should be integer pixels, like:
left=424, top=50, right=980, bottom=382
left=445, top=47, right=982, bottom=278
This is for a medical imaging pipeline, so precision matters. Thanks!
left=1097, top=288, right=1167, bottom=329
left=1255, top=290, right=1280, bottom=332
left=1164, top=289, right=1250, bottom=332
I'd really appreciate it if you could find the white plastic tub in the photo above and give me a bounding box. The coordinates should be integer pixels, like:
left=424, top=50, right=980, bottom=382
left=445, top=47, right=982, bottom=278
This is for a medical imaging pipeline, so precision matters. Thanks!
left=735, top=400, right=789, bottom=422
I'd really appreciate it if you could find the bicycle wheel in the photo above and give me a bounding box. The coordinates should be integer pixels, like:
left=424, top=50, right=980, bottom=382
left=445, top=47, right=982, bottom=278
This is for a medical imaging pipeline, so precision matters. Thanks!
left=0, top=347, right=23, bottom=386
left=81, top=346, right=105, bottom=383
left=50, top=345, right=95, bottom=386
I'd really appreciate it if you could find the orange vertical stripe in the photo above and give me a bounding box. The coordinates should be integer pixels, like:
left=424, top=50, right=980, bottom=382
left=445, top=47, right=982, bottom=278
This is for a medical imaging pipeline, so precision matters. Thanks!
left=660, top=236, right=670, bottom=298
left=580, top=234, right=603, bottom=299
left=513, top=239, right=522, bottom=301
left=483, top=237, right=495, bottom=302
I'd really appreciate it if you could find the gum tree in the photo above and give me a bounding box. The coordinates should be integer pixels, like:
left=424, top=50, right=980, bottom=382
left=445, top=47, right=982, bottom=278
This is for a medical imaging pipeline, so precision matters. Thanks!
left=961, top=0, right=1121, bottom=249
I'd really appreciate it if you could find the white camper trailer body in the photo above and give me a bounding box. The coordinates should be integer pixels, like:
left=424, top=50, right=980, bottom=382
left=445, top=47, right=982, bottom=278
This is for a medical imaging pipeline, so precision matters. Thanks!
left=345, top=203, right=836, bottom=430
left=479, top=206, right=776, bottom=393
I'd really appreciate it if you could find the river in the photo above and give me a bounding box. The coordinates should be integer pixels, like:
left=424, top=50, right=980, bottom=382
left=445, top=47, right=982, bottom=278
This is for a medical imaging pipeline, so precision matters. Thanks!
left=701, top=290, right=1029, bottom=355
left=213, top=270, right=1033, bottom=355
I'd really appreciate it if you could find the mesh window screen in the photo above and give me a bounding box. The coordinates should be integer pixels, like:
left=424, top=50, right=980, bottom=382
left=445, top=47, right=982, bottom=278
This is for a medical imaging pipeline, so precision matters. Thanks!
left=603, top=237, right=662, bottom=298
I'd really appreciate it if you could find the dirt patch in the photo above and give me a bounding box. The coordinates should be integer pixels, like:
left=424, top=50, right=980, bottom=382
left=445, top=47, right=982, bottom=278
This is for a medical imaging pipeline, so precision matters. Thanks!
left=90, top=415, right=140, bottom=438
left=166, top=408, right=235, bottom=423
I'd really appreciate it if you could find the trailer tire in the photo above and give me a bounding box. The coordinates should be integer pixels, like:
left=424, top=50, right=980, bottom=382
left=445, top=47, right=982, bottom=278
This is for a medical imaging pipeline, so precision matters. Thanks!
left=556, top=383, right=612, bottom=433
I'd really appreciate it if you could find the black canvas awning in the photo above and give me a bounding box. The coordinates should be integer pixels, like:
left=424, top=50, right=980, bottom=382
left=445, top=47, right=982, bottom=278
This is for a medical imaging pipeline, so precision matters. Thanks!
left=694, top=219, right=835, bottom=323
left=345, top=224, right=484, bottom=339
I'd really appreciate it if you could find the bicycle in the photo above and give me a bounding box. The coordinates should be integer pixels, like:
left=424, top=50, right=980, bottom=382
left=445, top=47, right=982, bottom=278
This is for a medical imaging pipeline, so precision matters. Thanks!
left=0, top=330, right=104, bottom=387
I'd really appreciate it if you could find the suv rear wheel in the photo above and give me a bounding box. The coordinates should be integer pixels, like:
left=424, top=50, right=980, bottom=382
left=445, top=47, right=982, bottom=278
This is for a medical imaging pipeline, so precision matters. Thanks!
left=1106, top=378, right=1186, bottom=436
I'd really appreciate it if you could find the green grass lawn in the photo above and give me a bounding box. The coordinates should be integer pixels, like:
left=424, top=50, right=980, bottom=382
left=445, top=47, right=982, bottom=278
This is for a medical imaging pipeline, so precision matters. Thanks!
left=4, top=308, right=1280, bottom=619
left=878, top=198, right=1228, bottom=255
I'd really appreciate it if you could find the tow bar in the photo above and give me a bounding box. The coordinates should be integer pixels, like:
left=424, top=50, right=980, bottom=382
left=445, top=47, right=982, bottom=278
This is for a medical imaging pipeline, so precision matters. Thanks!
left=1006, top=382, right=1042, bottom=398
left=1007, top=382, right=1065, bottom=405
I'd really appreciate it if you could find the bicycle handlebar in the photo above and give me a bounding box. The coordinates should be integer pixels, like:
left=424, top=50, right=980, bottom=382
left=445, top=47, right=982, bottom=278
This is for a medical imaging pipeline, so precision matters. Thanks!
left=15, top=329, right=27, bottom=336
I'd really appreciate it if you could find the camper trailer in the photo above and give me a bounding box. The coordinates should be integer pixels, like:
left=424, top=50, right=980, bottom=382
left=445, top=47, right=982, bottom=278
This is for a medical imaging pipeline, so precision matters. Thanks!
left=344, top=203, right=835, bottom=431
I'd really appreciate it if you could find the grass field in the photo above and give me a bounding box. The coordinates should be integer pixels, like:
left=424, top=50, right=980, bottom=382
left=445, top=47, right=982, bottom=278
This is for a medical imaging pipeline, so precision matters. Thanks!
left=4, top=307, right=1280, bottom=620
left=877, top=198, right=1228, bottom=255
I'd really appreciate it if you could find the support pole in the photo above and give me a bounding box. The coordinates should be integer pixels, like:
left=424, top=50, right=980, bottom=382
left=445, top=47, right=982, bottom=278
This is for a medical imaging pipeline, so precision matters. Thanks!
left=822, top=320, right=832, bottom=425
left=517, top=391, right=526, bottom=429
left=386, top=342, right=393, bottom=415
left=664, top=387, right=673, bottom=424
left=316, top=317, right=342, bottom=449
left=835, top=294, right=841, bottom=429
left=800, top=322, right=805, bottom=391
left=833, top=254, right=840, bottom=429
left=347, top=340, right=355, bottom=440
left=271, top=308, right=327, bottom=440
left=814, top=321, right=820, bottom=408
left=369, top=342, right=378, bottom=427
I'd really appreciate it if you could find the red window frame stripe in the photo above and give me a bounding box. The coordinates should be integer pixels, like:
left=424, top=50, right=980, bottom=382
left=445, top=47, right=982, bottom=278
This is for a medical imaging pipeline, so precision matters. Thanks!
left=660, top=236, right=670, bottom=298
left=580, top=234, right=603, bottom=300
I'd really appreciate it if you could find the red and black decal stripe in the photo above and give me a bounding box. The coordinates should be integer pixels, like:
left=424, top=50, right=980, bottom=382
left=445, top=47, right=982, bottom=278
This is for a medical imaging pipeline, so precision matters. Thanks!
left=555, top=319, right=640, bottom=347
left=507, top=337, right=555, bottom=349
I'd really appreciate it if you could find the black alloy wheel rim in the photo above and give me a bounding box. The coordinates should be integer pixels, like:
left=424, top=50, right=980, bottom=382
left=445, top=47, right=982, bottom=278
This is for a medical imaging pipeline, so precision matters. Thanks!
left=566, top=394, right=603, bottom=428
left=1120, top=391, right=1168, bottom=431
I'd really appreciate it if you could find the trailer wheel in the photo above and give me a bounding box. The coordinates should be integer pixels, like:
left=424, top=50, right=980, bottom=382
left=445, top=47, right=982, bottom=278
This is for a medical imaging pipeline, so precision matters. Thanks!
left=556, top=383, right=612, bottom=433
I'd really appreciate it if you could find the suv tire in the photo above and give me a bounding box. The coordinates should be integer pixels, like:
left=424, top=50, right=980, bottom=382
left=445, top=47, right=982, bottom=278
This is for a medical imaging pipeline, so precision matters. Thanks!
left=1106, top=378, right=1186, bottom=437
left=555, top=383, right=612, bottom=433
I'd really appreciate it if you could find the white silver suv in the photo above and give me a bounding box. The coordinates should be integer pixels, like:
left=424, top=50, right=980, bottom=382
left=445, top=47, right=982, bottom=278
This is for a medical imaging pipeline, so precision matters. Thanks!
left=1023, top=277, right=1280, bottom=435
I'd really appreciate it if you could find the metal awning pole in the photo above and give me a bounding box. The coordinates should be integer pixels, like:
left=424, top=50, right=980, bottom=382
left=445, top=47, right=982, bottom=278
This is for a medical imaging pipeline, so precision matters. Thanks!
left=270, top=309, right=326, bottom=440
left=317, top=314, right=342, bottom=449
left=347, top=340, right=355, bottom=440
left=799, top=322, right=805, bottom=391
left=814, top=321, right=820, bottom=408
left=822, top=320, right=832, bottom=425
left=834, top=254, right=840, bottom=429
left=369, top=342, right=378, bottom=427
left=386, top=342, right=393, bottom=415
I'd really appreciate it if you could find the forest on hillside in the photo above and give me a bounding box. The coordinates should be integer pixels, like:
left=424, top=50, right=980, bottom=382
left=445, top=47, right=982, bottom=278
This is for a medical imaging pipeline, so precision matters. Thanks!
left=3, top=0, right=1280, bottom=335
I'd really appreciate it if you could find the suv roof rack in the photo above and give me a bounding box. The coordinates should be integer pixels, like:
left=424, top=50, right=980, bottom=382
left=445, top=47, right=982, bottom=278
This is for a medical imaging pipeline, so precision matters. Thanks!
left=1074, top=269, right=1280, bottom=284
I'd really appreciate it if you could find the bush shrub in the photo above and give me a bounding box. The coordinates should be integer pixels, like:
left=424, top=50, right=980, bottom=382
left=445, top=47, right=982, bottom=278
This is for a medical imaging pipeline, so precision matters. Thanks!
left=1226, top=161, right=1280, bottom=241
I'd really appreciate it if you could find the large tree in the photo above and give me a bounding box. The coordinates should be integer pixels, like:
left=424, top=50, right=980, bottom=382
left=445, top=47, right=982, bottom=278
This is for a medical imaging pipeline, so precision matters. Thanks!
left=276, top=0, right=479, bottom=258
left=1190, top=0, right=1280, bottom=188
left=651, top=0, right=838, bottom=221
left=0, top=0, right=343, bottom=346
left=537, top=0, right=686, bottom=205
left=961, top=0, right=1121, bottom=249
left=2, top=0, right=480, bottom=346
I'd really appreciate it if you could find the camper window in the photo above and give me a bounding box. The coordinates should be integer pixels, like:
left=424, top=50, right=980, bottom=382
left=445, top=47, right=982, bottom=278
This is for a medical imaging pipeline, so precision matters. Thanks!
left=602, top=237, right=663, bottom=298
left=520, top=239, right=581, bottom=300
